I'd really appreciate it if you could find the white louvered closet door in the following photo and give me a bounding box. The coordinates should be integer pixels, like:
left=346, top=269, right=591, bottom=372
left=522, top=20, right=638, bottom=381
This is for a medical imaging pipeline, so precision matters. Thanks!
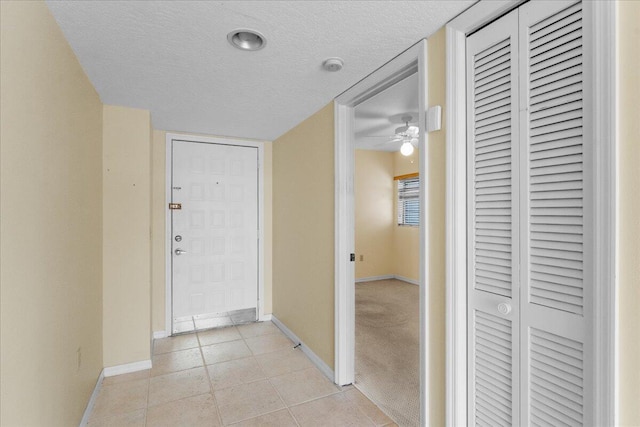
left=466, top=9, right=520, bottom=427
left=467, top=1, right=593, bottom=426
left=519, top=1, right=592, bottom=426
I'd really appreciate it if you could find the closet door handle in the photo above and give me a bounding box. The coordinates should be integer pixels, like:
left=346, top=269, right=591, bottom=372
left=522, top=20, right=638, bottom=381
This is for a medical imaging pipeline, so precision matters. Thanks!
left=498, top=303, right=512, bottom=315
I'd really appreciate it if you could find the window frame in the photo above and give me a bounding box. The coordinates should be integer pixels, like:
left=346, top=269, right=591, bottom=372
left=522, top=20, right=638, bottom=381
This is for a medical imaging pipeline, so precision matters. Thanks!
left=396, top=173, right=420, bottom=227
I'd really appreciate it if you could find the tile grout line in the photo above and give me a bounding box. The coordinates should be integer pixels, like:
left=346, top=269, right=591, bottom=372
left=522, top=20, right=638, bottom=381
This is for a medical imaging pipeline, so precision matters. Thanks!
left=241, top=322, right=300, bottom=426
left=213, top=325, right=294, bottom=426
left=152, top=321, right=383, bottom=426
left=251, top=323, right=346, bottom=426
left=143, top=373, right=151, bottom=426
left=226, top=407, right=294, bottom=427
left=282, top=386, right=343, bottom=409
left=351, top=383, right=398, bottom=426
left=145, top=321, right=158, bottom=425
left=99, top=323, right=386, bottom=427
left=258, top=346, right=302, bottom=427
left=196, top=328, right=226, bottom=427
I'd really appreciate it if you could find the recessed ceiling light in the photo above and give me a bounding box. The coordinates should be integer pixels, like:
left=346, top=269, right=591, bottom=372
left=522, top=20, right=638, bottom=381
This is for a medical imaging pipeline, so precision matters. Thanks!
left=227, top=29, right=266, bottom=51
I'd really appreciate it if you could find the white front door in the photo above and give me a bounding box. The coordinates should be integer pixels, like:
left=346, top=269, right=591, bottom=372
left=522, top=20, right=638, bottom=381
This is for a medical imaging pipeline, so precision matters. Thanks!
left=171, top=140, right=259, bottom=334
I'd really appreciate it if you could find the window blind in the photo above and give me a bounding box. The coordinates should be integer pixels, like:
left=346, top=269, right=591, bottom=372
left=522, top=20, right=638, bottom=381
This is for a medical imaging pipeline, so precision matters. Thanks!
left=398, top=177, right=420, bottom=226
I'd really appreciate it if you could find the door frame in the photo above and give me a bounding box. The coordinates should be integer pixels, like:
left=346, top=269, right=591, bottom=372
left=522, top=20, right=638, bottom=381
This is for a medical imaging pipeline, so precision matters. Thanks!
left=165, top=133, right=267, bottom=336
left=444, top=1, right=618, bottom=425
left=334, top=39, right=429, bottom=424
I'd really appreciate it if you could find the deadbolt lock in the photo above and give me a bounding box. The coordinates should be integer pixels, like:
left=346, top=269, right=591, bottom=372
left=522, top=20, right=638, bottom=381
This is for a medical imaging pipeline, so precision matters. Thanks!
left=175, top=235, right=182, bottom=242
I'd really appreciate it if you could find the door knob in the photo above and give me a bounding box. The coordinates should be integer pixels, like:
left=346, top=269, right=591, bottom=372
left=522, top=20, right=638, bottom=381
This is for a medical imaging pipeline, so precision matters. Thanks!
left=174, top=249, right=187, bottom=256
left=498, top=302, right=512, bottom=315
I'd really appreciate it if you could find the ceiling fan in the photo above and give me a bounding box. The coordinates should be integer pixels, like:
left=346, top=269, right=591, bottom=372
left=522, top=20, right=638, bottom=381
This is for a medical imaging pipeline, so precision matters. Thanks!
left=379, top=114, right=419, bottom=156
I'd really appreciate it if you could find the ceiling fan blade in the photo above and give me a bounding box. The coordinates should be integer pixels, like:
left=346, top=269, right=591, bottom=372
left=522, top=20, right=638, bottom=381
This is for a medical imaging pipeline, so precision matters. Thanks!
left=373, top=140, right=400, bottom=148
left=389, top=112, right=419, bottom=124
left=355, top=123, right=394, bottom=138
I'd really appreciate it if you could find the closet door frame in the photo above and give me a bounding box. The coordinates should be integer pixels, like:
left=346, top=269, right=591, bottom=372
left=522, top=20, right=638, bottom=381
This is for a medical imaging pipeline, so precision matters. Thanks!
left=444, top=1, right=617, bottom=426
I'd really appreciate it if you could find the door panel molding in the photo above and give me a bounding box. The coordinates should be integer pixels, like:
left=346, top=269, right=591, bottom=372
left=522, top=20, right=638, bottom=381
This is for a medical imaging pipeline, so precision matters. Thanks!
left=165, top=133, right=267, bottom=336
left=466, top=10, right=520, bottom=424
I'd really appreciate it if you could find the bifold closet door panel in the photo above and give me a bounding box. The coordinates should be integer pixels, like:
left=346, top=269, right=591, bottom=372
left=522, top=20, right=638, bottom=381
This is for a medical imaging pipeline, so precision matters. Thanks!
left=519, top=1, right=592, bottom=426
left=466, top=9, right=520, bottom=427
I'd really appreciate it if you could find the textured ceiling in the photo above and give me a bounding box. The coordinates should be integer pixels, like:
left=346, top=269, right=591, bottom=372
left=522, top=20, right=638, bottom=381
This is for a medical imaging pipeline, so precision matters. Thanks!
left=46, top=1, right=473, bottom=141
left=355, top=72, right=419, bottom=152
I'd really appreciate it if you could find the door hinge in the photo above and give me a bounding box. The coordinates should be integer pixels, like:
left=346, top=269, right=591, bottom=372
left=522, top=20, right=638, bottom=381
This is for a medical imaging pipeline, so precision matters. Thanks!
left=350, top=253, right=355, bottom=262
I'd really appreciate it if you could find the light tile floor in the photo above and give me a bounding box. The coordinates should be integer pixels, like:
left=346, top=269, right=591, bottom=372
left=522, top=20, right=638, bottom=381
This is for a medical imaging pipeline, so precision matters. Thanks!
left=88, top=321, right=397, bottom=427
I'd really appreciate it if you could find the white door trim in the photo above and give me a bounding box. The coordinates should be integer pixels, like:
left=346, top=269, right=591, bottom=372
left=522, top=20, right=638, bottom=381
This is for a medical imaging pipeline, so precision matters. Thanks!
left=444, top=1, right=618, bottom=425
left=334, top=39, right=429, bottom=425
left=165, top=133, right=267, bottom=336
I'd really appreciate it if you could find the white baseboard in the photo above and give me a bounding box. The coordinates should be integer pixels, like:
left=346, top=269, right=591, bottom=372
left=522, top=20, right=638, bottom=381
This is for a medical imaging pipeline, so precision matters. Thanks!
left=79, top=369, right=104, bottom=427
left=271, top=315, right=334, bottom=381
left=393, top=275, right=419, bottom=286
left=260, top=314, right=272, bottom=321
left=103, top=360, right=152, bottom=377
left=355, top=275, right=393, bottom=283
left=356, top=274, right=419, bottom=286
left=153, top=330, right=168, bottom=339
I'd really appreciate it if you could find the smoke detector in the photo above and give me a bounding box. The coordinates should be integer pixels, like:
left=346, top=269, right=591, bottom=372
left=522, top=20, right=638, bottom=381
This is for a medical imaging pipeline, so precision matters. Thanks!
left=323, top=57, right=344, bottom=72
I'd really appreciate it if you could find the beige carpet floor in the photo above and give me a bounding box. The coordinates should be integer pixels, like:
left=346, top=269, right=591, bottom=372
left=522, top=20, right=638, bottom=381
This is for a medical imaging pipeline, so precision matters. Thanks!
left=355, top=279, right=420, bottom=426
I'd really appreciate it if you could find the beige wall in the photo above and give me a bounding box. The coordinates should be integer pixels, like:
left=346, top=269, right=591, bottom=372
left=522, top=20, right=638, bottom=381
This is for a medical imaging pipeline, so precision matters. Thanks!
left=102, top=105, right=152, bottom=367
left=393, top=150, right=421, bottom=282
left=394, top=148, right=420, bottom=176
left=426, top=28, right=447, bottom=426
left=355, top=150, right=395, bottom=279
left=354, top=149, right=420, bottom=282
left=273, top=102, right=335, bottom=368
left=150, top=130, right=274, bottom=332
left=270, top=35, right=446, bottom=409
left=618, top=2, right=640, bottom=425
left=0, top=2, right=104, bottom=425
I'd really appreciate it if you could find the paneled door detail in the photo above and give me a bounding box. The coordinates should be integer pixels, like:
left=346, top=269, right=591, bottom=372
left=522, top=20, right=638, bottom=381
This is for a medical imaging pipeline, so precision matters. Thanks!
left=519, top=2, right=590, bottom=425
left=171, top=141, right=258, bottom=333
left=466, top=9, right=520, bottom=426
left=467, top=1, right=592, bottom=425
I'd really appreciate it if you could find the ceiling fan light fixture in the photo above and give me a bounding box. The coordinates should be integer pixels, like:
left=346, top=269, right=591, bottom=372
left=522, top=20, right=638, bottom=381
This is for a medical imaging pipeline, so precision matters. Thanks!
left=227, top=29, right=266, bottom=51
left=395, top=120, right=419, bottom=136
left=400, top=141, right=414, bottom=156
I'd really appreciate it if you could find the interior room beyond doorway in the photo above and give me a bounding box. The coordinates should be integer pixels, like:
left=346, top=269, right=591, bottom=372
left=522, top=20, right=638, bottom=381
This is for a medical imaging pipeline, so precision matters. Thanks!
left=353, top=72, right=421, bottom=426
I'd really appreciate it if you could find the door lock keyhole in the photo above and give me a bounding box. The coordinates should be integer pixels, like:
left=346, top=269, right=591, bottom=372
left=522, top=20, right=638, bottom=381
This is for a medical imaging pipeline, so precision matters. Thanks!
left=175, top=235, right=182, bottom=242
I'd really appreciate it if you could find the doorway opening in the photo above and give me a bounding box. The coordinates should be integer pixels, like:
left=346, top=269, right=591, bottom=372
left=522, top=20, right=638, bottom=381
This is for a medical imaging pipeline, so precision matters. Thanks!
left=334, top=39, right=429, bottom=426
left=352, top=72, right=421, bottom=425
left=165, top=134, right=266, bottom=336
